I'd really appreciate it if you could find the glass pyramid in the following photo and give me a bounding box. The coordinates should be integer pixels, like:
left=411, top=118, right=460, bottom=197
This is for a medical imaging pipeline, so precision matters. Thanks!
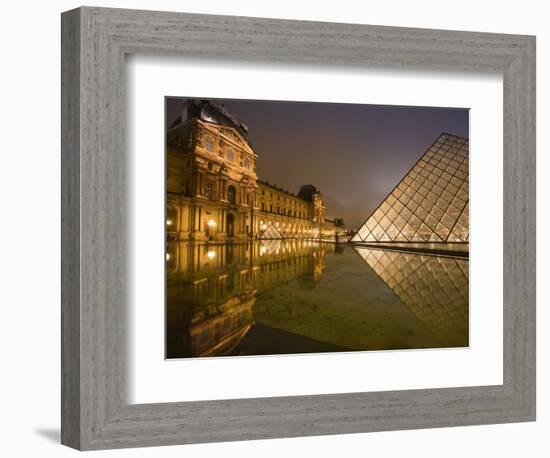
left=354, top=247, right=469, bottom=347
left=259, top=223, right=283, bottom=240
left=352, top=133, right=469, bottom=243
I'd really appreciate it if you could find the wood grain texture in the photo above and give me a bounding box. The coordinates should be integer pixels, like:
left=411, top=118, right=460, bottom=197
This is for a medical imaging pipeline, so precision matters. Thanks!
left=61, top=7, right=81, bottom=450
left=61, top=6, right=536, bottom=450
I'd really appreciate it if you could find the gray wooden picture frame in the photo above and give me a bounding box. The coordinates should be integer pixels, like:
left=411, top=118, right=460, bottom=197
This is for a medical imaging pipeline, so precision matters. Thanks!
left=61, top=6, right=536, bottom=451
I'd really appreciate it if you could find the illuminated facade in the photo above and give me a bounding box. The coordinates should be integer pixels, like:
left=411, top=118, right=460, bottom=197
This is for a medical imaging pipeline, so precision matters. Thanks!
left=352, top=133, right=469, bottom=244
left=166, top=100, right=346, bottom=242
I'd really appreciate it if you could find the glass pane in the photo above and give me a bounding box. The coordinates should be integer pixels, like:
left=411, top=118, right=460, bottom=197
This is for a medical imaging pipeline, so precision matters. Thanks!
left=386, top=207, right=398, bottom=221
left=408, top=214, right=422, bottom=231
left=435, top=221, right=451, bottom=240
left=366, top=218, right=377, bottom=231
left=371, top=224, right=384, bottom=240
left=435, top=198, right=449, bottom=211
left=430, top=205, right=444, bottom=220
left=379, top=215, right=391, bottom=230
left=400, top=206, right=412, bottom=221
left=379, top=201, right=391, bottom=215
left=393, top=200, right=404, bottom=213
left=415, top=206, right=428, bottom=221
left=357, top=224, right=370, bottom=240
left=425, top=213, right=439, bottom=231
left=446, top=204, right=461, bottom=220
left=440, top=213, right=456, bottom=230
left=400, top=223, right=415, bottom=240
left=421, top=198, right=433, bottom=212
left=394, top=214, right=406, bottom=228
left=386, top=224, right=400, bottom=239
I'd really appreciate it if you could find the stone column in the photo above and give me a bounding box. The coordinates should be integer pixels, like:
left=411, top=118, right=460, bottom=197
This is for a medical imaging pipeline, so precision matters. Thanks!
left=193, top=206, right=201, bottom=232
left=250, top=210, right=254, bottom=238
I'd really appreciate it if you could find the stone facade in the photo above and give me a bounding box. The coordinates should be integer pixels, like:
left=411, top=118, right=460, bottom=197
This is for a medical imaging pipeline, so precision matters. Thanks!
left=166, top=100, right=346, bottom=242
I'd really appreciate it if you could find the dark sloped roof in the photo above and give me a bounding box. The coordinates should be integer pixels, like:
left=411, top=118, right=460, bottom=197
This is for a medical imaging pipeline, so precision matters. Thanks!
left=169, top=99, right=249, bottom=139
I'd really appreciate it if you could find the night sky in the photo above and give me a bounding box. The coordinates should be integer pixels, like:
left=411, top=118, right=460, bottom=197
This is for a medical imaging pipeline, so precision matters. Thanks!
left=166, top=98, right=468, bottom=231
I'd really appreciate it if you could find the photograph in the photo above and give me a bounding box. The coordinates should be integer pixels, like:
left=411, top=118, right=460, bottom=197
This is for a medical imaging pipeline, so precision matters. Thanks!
left=165, top=98, right=470, bottom=359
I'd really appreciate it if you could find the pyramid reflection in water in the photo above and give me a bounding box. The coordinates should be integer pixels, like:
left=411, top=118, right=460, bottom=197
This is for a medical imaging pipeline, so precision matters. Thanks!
left=259, top=222, right=283, bottom=240
left=352, top=133, right=469, bottom=244
left=354, top=247, right=469, bottom=347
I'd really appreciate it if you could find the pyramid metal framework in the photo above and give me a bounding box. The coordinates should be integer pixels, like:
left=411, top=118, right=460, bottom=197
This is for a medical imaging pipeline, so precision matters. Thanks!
left=259, top=223, right=283, bottom=240
left=352, top=133, right=469, bottom=243
left=354, top=247, right=469, bottom=347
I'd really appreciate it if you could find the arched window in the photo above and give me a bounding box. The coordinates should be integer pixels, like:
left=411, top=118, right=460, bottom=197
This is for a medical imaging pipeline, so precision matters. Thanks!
left=227, top=185, right=236, bottom=205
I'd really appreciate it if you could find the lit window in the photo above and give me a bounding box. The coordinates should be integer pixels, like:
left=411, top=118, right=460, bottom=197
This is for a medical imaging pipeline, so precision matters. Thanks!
left=205, top=136, right=214, bottom=152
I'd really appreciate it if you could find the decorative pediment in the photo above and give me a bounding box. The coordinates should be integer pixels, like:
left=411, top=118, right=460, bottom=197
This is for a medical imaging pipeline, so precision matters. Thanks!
left=218, top=126, right=255, bottom=155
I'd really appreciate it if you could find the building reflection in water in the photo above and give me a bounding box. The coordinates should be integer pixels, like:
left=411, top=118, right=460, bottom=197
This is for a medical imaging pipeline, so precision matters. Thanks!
left=166, top=241, right=468, bottom=358
left=166, top=240, right=328, bottom=358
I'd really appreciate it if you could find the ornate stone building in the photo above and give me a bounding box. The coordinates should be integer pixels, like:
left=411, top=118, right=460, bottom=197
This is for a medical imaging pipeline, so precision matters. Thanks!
left=166, top=99, right=346, bottom=242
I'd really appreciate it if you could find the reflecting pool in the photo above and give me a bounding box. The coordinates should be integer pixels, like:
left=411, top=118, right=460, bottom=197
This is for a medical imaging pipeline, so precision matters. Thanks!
left=166, top=241, right=468, bottom=358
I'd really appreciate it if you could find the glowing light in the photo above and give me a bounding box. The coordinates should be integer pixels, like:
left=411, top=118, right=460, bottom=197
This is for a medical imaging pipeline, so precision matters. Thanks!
left=207, top=250, right=216, bottom=259
left=166, top=219, right=173, bottom=226
left=165, top=253, right=171, bottom=261
left=207, top=219, right=216, bottom=228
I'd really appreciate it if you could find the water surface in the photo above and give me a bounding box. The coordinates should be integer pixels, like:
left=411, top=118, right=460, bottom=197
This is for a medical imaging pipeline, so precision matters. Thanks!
left=166, top=241, right=468, bottom=358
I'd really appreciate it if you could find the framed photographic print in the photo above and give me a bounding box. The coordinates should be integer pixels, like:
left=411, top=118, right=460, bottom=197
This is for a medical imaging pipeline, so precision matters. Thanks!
left=164, top=98, right=470, bottom=359
left=61, top=6, right=536, bottom=450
